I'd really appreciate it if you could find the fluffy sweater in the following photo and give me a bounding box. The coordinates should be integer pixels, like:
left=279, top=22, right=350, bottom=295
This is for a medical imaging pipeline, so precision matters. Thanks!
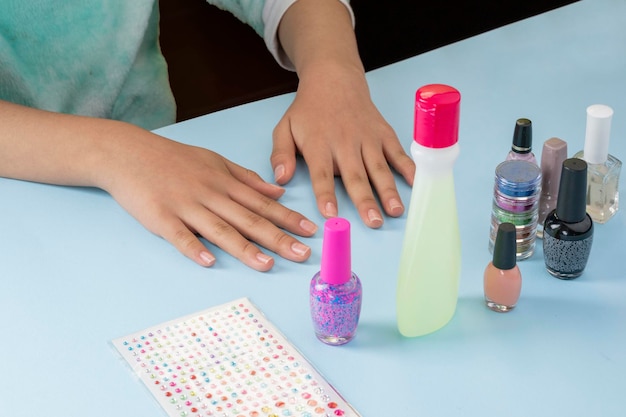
left=0, top=0, right=352, bottom=130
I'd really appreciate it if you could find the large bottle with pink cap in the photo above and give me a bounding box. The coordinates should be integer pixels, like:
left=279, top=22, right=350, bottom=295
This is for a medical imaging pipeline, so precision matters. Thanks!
left=396, top=84, right=462, bottom=337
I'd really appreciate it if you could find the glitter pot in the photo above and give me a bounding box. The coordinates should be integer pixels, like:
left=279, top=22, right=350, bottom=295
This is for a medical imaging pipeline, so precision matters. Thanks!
left=489, top=221, right=537, bottom=260
left=491, top=202, right=539, bottom=227
left=495, top=160, right=542, bottom=197
left=493, top=188, right=540, bottom=213
left=489, top=160, right=541, bottom=260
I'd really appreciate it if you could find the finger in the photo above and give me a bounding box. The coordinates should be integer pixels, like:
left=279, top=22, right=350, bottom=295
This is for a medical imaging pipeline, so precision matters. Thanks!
left=158, top=216, right=218, bottom=268
left=228, top=181, right=318, bottom=238
left=204, top=194, right=313, bottom=264
left=177, top=204, right=279, bottom=272
left=301, top=149, right=339, bottom=219
left=336, top=156, right=384, bottom=228
left=362, top=144, right=405, bottom=217
left=382, top=133, right=416, bottom=186
left=270, top=117, right=298, bottom=185
left=225, top=159, right=285, bottom=200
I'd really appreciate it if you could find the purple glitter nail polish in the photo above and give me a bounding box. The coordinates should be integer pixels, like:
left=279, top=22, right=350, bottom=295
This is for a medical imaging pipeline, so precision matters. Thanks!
left=310, top=217, right=362, bottom=345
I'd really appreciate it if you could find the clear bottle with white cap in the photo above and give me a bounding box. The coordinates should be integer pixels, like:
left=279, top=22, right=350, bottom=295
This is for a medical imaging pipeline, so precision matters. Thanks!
left=573, top=104, right=622, bottom=223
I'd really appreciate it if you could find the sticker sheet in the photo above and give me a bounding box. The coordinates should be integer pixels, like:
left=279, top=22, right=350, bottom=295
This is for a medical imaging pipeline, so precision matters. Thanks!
left=112, top=297, right=361, bottom=417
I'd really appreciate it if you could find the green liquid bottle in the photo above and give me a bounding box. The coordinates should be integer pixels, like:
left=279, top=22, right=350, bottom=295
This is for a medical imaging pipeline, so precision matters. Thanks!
left=396, top=84, right=462, bottom=337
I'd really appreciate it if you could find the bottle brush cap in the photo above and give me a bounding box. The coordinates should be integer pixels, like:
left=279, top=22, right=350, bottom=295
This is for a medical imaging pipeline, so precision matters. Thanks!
left=320, top=217, right=352, bottom=285
left=556, top=158, right=588, bottom=223
left=512, top=118, right=533, bottom=153
left=584, top=104, right=613, bottom=164
left=414, top=84, right=460, bottom=148
left=492, top=222, right=517, bottom=270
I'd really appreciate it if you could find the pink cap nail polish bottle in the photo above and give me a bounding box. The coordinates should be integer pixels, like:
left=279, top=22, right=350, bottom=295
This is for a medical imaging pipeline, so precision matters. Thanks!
left=310, top=217, right=362, bottom=345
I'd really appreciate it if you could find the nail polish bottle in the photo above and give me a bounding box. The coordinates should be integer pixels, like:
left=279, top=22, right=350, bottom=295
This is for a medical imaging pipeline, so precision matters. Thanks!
left=506, top=118, right=538, bottom=165
left=396, top=84, right=461, bottom=337
left=537, top=137, right=568, bottom=238
left=573, top=104, right=622, bottom=223
left=543, top=158, right=594, bottom=279
left=484, top=222, right=522, bottom=312
left=310, top=217, right=362, bottom=345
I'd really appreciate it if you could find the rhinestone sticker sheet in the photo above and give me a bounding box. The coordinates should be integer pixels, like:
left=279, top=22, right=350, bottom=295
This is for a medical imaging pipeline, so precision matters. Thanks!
left=111, top=298, right=361, bottom=417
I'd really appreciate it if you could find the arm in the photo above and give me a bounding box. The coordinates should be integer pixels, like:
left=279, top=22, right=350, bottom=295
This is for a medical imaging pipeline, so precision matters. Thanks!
left=270, top=0, right=415, bottom=227
left=0, top=100, right=317, bottom=271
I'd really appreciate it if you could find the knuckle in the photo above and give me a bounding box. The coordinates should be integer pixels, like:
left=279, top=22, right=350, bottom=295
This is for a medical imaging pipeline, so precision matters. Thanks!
left=172, top=228, right=198, bottom=252
left=255, top=195, right=277, bottom=217
left=244, top=168, right=262, bottom=184
left=211, top=219, right=234, bottom=239
left=343, top=169, right=368, bottom=185
left=272, top=230, right=292, bottom=248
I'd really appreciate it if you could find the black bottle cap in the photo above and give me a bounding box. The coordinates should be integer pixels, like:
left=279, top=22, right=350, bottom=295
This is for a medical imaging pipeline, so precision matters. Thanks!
left=556, top=158, right=588, bottom=222
left=512, top=118, right=533, bottom=153
left=492, top=222, right=517, bottom=270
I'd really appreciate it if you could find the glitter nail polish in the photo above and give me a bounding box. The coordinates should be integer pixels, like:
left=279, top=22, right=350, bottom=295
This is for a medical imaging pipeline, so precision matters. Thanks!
left=310, top=217, right=362, bottom=345
left=484, top=222, right=522, bottom=312
left=505, top=118, right=538, bottom=165
left=543, top=158, right=594, bottom=279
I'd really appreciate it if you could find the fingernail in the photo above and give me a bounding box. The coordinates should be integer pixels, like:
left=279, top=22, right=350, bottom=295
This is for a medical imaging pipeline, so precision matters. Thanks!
left=324, top=202, right=338, bottom=217
left=389, top=198, right=404, bottom=215
left=274, top=164, right=286, bottom=182
left=256, top=252, right=273, bottom=265
left=200, top=251, right=216, bottom=267
left=368, top=209, right=383, bottom=225
left=299, top=219, right=318, bottom=234
left=291, top=242, right=311, bottom=257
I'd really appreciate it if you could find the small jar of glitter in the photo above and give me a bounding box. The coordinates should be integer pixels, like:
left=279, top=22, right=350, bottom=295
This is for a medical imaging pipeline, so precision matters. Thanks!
left=489, top=160, right=542, bottom=260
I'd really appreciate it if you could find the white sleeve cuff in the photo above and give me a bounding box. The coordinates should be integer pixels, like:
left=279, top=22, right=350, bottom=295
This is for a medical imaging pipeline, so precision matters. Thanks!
left=262, top=0, right=355, bottom=71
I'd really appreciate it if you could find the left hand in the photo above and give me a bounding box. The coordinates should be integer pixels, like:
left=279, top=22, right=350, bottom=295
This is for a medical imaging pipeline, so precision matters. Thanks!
left=270, top=63, right=415, bottom=228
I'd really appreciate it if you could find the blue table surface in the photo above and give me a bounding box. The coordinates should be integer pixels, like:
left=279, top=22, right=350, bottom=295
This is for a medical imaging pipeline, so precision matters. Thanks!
left=1, top=0, right=625, bottom=415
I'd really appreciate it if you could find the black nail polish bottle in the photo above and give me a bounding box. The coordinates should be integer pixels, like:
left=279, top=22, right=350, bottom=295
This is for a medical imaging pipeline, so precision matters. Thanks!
left=543, top=158, right=594, bottom=279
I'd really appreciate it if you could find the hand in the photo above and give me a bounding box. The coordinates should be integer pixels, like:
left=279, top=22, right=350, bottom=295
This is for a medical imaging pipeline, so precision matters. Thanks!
left=270, top=64, right=415, bottom=227
left=103, top=130, right=318, bottom=271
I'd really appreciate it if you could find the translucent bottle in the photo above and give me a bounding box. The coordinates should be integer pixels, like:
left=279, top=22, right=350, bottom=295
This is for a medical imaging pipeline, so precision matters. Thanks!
left=396, top=84, right=462, bottom=337
left=573, top=104, right=622, bottom=223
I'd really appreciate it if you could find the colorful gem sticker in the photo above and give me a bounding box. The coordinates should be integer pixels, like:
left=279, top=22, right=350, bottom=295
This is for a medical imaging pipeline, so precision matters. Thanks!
left=112, top=298, right=360, bottom=417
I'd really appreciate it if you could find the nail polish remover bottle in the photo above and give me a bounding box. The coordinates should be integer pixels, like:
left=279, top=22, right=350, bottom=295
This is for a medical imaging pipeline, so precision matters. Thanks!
left=573, top=104, right=622, bottom=223
left=396, top=84, right=462, bottom=337
left=310, top=217, right=362, bottom=345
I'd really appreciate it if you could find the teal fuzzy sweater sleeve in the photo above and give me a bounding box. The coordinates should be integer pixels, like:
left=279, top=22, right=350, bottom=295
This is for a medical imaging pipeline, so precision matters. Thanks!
left=0, top=1, right=353, bottom=130
left=0, top=0, right=175, bottom=130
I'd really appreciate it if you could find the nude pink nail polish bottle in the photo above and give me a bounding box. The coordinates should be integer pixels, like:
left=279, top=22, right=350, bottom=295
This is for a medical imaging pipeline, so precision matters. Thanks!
left=484, top=222, right=522, bottom=312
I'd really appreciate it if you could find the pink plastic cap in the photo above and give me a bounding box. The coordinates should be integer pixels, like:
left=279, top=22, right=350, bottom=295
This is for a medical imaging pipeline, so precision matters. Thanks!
left=320, top=217, right=352, bottom=285
left=414, top=84, right=461, bottom=148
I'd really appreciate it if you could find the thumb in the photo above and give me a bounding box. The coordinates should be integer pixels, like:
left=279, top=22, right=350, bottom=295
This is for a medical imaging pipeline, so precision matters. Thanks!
left=270, top=117, right=298, bottom=185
